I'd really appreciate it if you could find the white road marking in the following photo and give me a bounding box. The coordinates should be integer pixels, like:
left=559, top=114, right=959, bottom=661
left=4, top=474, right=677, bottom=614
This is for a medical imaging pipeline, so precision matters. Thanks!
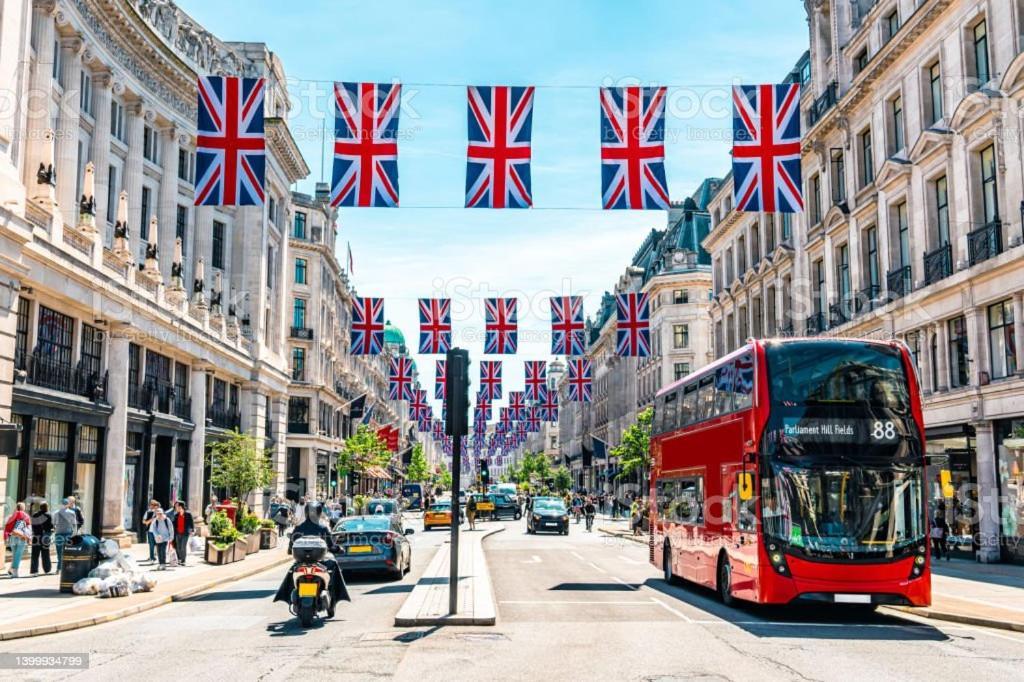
left=648, top=596, right=694, bottom=622
left=500, top=600, right=656, bottom=605
left=618, top=554, right=644, bottom=565
left=587, top=561, right=608, bottom=574
left=613, top=576, right=638, bottom=591
left=520, top=554, right=542, bottom=564
left=570, top=551, right=585, bottom=561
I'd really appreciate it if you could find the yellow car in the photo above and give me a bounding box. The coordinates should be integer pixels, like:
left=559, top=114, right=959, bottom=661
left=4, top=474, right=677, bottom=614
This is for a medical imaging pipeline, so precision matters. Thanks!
left=424, top=502, right=463, bottom=530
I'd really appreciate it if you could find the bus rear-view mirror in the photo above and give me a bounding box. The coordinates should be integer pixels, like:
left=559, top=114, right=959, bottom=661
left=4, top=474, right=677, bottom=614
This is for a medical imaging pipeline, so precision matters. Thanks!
left=738, top=472, right=753, bottom=501
left=940, top=469, right=954, bottom=498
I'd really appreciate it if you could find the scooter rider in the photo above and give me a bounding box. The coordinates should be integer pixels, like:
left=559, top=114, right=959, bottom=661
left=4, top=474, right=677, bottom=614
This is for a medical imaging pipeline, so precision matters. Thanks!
left=273, top=502, right=351, bottom=609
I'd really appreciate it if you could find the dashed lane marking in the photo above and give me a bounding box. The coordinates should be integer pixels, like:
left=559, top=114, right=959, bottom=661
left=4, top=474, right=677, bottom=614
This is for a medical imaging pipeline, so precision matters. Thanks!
left=613, top=576, right=639, bottom=591
left=648, top=596, right=694, bottom=622
left=587, top=562, right=608, bottom=574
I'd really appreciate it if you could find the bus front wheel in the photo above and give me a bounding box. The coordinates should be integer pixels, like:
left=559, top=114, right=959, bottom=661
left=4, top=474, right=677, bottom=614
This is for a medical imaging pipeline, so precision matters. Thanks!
left=717, top=554, right=735, bottom=606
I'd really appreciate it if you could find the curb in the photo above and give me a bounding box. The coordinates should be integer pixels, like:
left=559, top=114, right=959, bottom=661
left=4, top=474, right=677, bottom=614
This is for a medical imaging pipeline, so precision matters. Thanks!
left=597, top=527, right=647, bottom=545
left=885, top=606, right=1024, bottom=634
left=394, top=525, right=504, bottom=627
left=0, top=555, right=292, bottom=642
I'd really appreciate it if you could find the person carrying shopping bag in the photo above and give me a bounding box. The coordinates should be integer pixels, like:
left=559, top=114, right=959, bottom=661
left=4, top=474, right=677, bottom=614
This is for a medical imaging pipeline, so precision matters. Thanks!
left=170, top=501, right=195, bottom=567
left=4, top=502, right=32, bottom=578
left=148, top=508, right=175, bottom=570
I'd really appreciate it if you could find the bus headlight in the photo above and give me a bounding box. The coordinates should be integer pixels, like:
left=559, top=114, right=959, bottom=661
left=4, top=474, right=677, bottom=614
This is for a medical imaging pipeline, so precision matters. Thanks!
left=767, top=547, right=791, bottom=576
left=914, top=555, right=925, bottom=566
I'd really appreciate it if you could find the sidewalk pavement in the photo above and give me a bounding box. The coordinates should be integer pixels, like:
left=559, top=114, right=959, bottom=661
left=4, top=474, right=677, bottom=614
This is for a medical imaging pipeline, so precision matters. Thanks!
left=596, top=527, right=1024, bottom=633
left=395, top=524, right=503, bottom=626
left=0, top=539, right=290, bottom=641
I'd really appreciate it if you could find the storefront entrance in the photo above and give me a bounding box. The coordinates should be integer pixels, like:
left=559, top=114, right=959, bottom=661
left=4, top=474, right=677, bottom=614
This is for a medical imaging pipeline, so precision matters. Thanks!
left=926, top=424, right=978, bottom=560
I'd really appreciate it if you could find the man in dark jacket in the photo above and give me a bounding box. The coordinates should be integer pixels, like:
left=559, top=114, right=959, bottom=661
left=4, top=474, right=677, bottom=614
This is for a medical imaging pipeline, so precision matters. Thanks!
left=170, top=501, right=195, bottom=566
left=275, top=502, right=350, bottom=613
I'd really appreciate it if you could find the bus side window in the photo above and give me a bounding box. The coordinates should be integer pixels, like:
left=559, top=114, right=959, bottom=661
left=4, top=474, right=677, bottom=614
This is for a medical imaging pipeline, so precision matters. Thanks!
left=676, top=476, right=704, bottom=524
left=653, top=395, right=665, bottom=433
left=715, top=364, right=734, bottom=415
left=734, top=354, right=754, bottom=410
left=697, top=375, right=716, bottom=421
left=663, top=391, right=678, bottom=433
left=681, top=383, right=697, bottom=425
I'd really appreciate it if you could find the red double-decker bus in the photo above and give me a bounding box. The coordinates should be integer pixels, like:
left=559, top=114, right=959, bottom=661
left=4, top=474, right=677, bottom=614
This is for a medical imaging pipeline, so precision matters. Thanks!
left=650, top=338, right=931, bottom=608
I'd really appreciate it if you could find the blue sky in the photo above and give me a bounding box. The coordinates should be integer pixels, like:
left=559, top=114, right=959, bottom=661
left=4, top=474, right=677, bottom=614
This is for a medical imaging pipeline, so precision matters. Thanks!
left=180, top=0, right=808, bottom=412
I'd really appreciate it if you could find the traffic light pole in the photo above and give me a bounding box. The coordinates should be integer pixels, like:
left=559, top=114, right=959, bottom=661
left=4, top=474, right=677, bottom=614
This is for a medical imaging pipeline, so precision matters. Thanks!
left=444, top=348, right=469, bottom=616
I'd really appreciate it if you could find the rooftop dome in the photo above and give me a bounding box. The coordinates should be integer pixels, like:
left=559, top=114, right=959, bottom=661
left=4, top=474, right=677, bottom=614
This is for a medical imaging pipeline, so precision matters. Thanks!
left=383, top=320, right=407, bottom=351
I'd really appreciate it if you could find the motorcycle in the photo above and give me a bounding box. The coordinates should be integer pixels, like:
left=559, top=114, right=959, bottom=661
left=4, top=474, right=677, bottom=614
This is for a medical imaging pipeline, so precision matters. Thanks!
left=288, top=536, right=334, bottom=626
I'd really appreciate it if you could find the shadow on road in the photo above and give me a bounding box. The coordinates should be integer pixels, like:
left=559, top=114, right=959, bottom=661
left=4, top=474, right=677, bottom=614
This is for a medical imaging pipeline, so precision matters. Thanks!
left=550, top=582, right=638, bottom=592
left=266, top=617, right=330, bottom=636
left=1, top=588, right=71, bottom=599
left=182, top=588, right=277, bottom=602
left=643, top=578, right=950, bottom=642
left=363, top=584, right=415, bottom=595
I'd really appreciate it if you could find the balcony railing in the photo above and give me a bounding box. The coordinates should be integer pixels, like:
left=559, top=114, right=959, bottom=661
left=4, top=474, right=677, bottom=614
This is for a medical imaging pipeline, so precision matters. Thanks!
left=886, top=265, right=912, bottom=301
left=808, top=82, right=838, bottom=127
left=311, top=226, right=323, bottom=244
left=291, top=367, right=306, bottom=382
left=923, top=242, right=952, bottom=285
left=855, top=284, right=882, bottom=315
left=208, top=402, right=241, bottom=430
left=805, top=312, right=826, bottom=335
left=288, top=421, right=310, bottom=434
left=15, top=351, right=108, bottom=402
left=290, top=326, right=314, bottom=340
left=129, top=381, right=192, bottom=419
left=967, top=219, right=1002, bottom=267
left=829, top=300, right=850, bottom=328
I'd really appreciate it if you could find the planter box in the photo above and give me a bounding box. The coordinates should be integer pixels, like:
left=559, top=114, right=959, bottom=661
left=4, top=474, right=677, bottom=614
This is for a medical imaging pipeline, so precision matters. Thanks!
left=259, top=528, right=278, bottom=550
left=205, top=537, right=249, bottom=565
left=244, top=533, right=261, bottom=555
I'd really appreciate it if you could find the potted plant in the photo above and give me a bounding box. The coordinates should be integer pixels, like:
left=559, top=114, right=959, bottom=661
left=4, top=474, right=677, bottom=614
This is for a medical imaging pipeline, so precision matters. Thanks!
left=1003, top=424, right=1024, bottom=450
left=205, top=511, right=248, bottom=565
left=238, top=513, right=262, bottom=554
left=258, top=518, right=278, bottom=549
left=353, top=494, right=368, bottom=515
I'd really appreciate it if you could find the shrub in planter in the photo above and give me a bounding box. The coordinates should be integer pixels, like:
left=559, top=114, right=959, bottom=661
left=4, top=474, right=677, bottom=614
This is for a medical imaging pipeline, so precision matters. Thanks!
left=258, top=519, right=279, bottom=549
left=205, top=515, right=247, bottom=564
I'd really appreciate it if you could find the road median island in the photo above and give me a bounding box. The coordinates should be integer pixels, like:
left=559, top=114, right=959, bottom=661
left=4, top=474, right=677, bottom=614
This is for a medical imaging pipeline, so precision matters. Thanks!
left=394, top=525, right=504, bottom=627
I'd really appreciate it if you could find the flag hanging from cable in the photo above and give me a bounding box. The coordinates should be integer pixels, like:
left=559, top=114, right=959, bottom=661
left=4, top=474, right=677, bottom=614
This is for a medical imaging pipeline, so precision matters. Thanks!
left=731, top=83, right=802, bottom=213
left=599, top=86, right=669, bottom=209
left=331, top=82, right=401, bottom=207
left=466, top=86, right=534, bottom=208
left=194, top=76, right=266, bottom=206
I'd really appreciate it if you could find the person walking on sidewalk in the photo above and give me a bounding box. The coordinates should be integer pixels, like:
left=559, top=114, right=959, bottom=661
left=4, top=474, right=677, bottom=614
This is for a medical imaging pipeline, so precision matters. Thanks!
left=53, top=498, right=79, bottom=572
left=272, top=499, right=291, bottom=537
left=931, top=509, right=950, bottom=561
left=142, top=499, right=160, bottom=562
left=170, top=501, right=195, bottom=567
left=466, top=495, right=477, bottom=531
left=4, top=502, right=32, bottom=578
left=30, top=502, right=54, bottom=575
left=149, top=508, right=175, bottom=570
left=631, top=498, right=643, bottom=536
left=584, top=497, right=596, bottom=532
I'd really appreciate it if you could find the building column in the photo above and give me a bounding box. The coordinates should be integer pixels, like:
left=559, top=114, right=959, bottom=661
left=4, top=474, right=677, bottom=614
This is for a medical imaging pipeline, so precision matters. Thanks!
left=274, top=395, right=288, bottom=497
left=0, top=283, right=23, bottom=571
left=1014, top=293, right=1024, bottom=376
left=123, top=100, right=146, bottom=262
left=88, top=72, right=113, bottom=257
left=919, top=327, right=933, bottom=395
left=972, top=422, right=1002, bottom=563
left=100, top=326, right=130, bottom=543
left=157, top=128, right=180, bottom=283
left=192, top=205, right=212, bottom=283
left=966, top=306, right=988, bottom=386
left=25, top=1, right=56, bottom=197
left=188, top=366, right=207, bottom=519
left=935, top=322, right=949, bottom=392
left=55, top=36, right=84, bottom=229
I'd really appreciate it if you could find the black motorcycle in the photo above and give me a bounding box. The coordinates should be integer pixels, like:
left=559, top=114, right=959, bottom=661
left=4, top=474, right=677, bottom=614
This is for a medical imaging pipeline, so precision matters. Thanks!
left=274, top=536, right=350, bottom=626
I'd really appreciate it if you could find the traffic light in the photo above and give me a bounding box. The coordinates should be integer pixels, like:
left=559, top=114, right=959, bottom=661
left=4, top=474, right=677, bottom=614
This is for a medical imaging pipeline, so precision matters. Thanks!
left=445, top=348, right=470, bottom=437
left=479, top=458, right=489, bottom=486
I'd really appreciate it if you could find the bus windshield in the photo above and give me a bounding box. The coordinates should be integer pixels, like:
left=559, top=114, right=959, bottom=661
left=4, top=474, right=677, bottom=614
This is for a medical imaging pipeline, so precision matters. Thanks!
left=765, top=340, right=910, bottom=413
left=762, top=462, right=924, bottom=555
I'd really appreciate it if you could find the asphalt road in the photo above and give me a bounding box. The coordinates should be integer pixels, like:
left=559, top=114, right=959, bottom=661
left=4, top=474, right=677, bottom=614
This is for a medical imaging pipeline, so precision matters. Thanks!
left=3, top=515, right=1023, bottom=681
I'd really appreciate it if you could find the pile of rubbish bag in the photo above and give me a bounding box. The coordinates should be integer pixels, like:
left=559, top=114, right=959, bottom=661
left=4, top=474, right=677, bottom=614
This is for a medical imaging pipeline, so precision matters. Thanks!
left=72, top=539, right=158, bottom=598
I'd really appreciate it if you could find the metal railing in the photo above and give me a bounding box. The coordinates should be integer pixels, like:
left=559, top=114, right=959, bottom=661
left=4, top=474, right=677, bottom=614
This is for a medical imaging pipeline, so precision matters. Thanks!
left=808, top=82, right=838, bottom=127
left=16, top=351, right=108, bottom=402
left=855, top=284, right=881, bottom=314
left=923, top=242, right=952, bottom=285
left=886, top=265, right=912, bottom=300
left=805, top=312, right=826, bottom=335
left=967, top=219, right=1002, bottom=266
left=208, top=401, right=241, bottom=430
left=829, top=300, right=850, bottom=328
left=290, top=326, right=314, bottom=340
left=288, top=421, right=310, bottom=434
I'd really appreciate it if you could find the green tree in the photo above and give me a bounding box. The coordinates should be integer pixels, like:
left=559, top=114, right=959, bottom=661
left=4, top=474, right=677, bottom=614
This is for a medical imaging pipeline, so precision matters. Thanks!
left=433, top=460, right=452, bottom=491
left=207, top=430, right=274, bottom=515
left=613, top=407, right=653, bottom=480
left=530, top=452, right=552, bottom=484
left=337, top=424, right=392, bottom=480
left=405, top=443, right=430, bottom=482
left=553, top=465, right=573, bottom=493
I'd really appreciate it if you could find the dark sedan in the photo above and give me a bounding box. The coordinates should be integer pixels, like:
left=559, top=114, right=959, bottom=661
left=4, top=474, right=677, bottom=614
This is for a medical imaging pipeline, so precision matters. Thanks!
left=490, top=493, right=522, bottom=520
left=527, top=500, right=569, bottom=534
left=332, top=515, right=413, bottom=579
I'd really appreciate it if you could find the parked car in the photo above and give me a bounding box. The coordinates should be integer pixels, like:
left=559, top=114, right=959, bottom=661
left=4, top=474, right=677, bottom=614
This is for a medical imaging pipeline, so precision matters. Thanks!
left=423, top=501, right=463, bottom=530
left=332, top=515, right=413, bottom=579
left=490, top=493, right=522, bottom=520
left=527, top=499, right=569, bottom=535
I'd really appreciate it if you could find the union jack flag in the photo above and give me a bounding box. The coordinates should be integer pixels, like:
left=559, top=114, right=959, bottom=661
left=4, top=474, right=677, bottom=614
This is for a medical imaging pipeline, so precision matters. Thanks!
left=599, top=86, right=669, bottom=210
left=350, top=297, right=384, bottom=355
left=475, top=402, right=491, bottom=422
left=466, top=86, right=534, bottom=208
left=615, top=292, right=651, bottom=357
left=732, top=83, right=802, bottom=213
left=538, top=390, right=558, bottom=422
left=526, top=412, right=541, bottom=433
left=330, top=82, right=401, bottom=208
left=499, top=406, right=512, bottom=427
left=433, top=420, right=444, bottom=439
left=550, top=296, right=585, bottom=356
left=418, top=298, right=452, bottom=354
left=194, top=76, right=266, bottom=206
left=484, top=298, right=518, bottom=354
left=508, top=391, right=527, bottom=421
left=435, top=360, right=447, bottom=400
left=410, top=389, right=430, bottom=422
left=479, top=360, right=503, bottom=401
left=524, top=361, right=547, bottom=401
left=567, top=358, right=592, bottom=402
left=388, top=356, right=414, bottom=401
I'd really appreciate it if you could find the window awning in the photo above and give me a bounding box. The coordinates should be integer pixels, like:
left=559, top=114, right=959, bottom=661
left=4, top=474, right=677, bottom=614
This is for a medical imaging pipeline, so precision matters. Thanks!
left=363, top=465, right=392, bottom=481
